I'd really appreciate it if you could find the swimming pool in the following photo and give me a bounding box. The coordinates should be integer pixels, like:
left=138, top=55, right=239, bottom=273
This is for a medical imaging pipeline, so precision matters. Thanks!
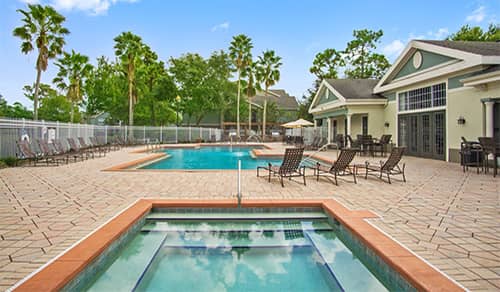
left=140, top=146, right=282, bottom=170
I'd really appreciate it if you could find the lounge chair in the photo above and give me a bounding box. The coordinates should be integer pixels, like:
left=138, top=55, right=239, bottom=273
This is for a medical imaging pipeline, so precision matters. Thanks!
left=364, top=147, right=406, bottom=184
left=90, top=137, right=110, bottom=153
left=67, top=138, right=94, bottom=159
left=257, top=147, right=306, bottom=187
left=314, top=149, right=357, bottom=185
left=16, top=140, right=57, bottom=166
left=79, top=137, right=105, bottom=157
left=52, top=139, right=84, bottom=162
left=37, top=139, right=68, bottom=164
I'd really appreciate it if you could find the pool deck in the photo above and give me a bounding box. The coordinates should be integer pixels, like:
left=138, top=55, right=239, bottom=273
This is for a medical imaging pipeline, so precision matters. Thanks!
left=0, top=142, right=499, bottom=291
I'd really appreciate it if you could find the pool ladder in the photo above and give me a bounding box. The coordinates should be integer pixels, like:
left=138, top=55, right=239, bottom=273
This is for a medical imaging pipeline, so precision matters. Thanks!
left=237, top=160, right=242, bottom=208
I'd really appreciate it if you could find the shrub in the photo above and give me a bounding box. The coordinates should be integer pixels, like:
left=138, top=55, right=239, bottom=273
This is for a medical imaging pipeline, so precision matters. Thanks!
left=1, top=157, right=17, bottom=167
left=0, top=161, right=6, bottom=169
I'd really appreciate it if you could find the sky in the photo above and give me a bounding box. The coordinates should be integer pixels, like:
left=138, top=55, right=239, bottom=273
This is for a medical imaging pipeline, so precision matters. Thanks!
left=0, top=0, right=498, bottom=108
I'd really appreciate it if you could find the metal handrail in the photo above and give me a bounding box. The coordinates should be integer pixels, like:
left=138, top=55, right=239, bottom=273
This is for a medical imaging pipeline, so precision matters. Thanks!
left=237, top=160, right=242, bottom=208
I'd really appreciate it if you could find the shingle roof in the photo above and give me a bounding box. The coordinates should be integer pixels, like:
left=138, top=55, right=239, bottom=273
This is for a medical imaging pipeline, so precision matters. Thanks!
left=417, top=40, right=500, bottom=56
left=324, top=79, right=384, bottom=99
left=249, top=89, right=298, bottom=110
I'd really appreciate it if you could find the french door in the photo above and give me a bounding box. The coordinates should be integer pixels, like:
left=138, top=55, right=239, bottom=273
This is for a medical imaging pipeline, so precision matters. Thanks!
left=398, top=111, right=445, bottom=160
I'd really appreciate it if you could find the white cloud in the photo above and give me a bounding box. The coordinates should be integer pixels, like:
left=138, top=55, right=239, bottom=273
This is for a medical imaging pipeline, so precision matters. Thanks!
left=48, top=0, right=137, bottom=15
left=427, top=27, right=449, bottom=39
left=211, top=21, right=230, bottom=32
left=382, top=39, right=405, bottom=57
left=466, top=6, right=486, bottom=23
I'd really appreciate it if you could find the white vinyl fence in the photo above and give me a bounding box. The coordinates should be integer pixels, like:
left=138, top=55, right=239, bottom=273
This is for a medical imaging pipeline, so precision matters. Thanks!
left=0, top=118, right=222, bottom=158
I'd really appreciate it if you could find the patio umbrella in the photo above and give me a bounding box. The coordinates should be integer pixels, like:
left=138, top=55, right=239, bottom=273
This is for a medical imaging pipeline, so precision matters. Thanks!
left=281, top=118, right=314, bottom=138
left=281, top=118, right=314, bottom=128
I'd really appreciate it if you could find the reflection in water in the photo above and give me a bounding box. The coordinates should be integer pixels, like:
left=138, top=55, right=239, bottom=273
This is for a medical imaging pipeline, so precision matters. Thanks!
left=90, top=219, right=389, bottom=292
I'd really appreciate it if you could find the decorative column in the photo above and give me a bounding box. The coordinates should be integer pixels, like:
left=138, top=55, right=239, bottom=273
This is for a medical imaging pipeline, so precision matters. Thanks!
left=346, top=114, right=352, bottom=134
left=485, top=101, right=495, bottom=137
left=327, top=118, right=332, bottom=143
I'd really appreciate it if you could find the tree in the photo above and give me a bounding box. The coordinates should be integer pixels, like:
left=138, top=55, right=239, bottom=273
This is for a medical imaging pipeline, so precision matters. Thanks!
left=229, top=34, right=253, bottom=138
left=207, top=50, right=235, bottom=129
left=447, top=24, right=500, bottom=41
left=310, top=48, right=344, bottom=80
left=169, top=53, right=212, bottom=125
left=53, top=50, right=93, bottom=122
left=38, top=93, right=78, bottom=122
left=344, top=29, right=390, bottom=79
left=138, top=45, right=168, bottom=125
left=256, top=50, right=282, bottom=140
left=114, top=31, right=145, bottom=128
left=85, top=56, right=128, bottom=124
left=242, top=61, right=260, bottom=133
left=13, top=4, right=69, bottom=120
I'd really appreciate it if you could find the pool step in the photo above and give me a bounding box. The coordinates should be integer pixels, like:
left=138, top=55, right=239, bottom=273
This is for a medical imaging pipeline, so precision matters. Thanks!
left=146, top=211, right=328, bottom=221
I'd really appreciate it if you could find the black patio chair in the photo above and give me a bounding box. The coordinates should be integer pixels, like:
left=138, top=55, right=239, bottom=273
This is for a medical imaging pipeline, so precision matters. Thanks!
left=16, top=140, right=57, bottom=166
left=364, top=147, right=406, bottom=184
left=478, top=137, right=499, bottom=177
left=372, top=134, right=392, bottom=157
left=257, top=147, right=306, bottom=187
left=314, top=149, right=357, bottom=185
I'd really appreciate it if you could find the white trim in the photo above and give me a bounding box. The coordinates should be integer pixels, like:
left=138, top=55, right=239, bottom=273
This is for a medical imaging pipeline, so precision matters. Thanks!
left=447, top=86, right=472, bottom=93
left=8, top=199, right=144, bottom=292
left=374, top=40, right=495, bottom=94
left=462, top=75, right=500, bottom=87
left=309, top=80, right=347, bottom=113
left=391, top=59, right=460, bottom=83
left=398, top=106, right=447, bottom=115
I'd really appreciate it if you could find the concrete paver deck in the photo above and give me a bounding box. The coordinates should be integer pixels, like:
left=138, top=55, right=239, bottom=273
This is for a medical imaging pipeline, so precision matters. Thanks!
left=0, top=143, right=498, bottom=291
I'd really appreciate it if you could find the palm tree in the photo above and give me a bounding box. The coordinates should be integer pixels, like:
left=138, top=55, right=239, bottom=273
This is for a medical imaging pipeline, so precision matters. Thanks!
left=141, top=45, right=166, bottom=125
left=229, top=34, right=253, bottom=138
left=242, top=61, right=260, bottom=134
left=53, top=50, right=93, bottom=123
left=256, top=50, right=282, bottom=140
left=13, top=4, right=70, bottom=120
left=114, top=31, right=144, bottom=130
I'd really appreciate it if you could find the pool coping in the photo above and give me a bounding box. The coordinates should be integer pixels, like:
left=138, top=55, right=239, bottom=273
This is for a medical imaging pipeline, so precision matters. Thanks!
left=11, top=199, right=464, bottom=292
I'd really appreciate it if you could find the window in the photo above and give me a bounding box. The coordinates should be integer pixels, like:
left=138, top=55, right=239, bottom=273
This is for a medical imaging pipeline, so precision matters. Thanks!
left=362, top=116, right=368, bottom=135
left=398, top=83, right=446, bottom=111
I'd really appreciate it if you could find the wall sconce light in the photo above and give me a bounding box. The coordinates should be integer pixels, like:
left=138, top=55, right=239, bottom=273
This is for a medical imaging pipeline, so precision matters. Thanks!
left=384, top=122, right=390, bottom=128
left=457, top=116, right=466, bottom=125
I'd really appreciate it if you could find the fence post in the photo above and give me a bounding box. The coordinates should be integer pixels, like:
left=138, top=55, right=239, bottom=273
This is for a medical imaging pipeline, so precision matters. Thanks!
left=125, top=126, right=128, bottom=142
left=143, top=125, right=146, bottom=143
left=160, top=125, right=163, bottom=143
left=105, top=125, right=108, bottom=144
left=199, top=127, right=202, bottom=140
left=189, top=127, right=191, bottom=142
left=175, top=127, right=178, bottom=144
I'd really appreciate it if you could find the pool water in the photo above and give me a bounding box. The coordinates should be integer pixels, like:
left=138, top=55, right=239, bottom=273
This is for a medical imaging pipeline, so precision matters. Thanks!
left=84, top=211, right=391, bottom=292
left=140, top=146, right=282, bottom=170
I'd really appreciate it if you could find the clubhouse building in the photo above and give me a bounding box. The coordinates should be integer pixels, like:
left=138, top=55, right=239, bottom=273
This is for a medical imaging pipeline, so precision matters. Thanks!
left=309, top=40, right=500, bottom=162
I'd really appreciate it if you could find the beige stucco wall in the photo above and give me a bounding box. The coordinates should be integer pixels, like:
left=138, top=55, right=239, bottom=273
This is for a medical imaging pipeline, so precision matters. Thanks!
left=447, top=82, right=500, bottom=150
left=348, top=105, right=386, bottom=139
left=383, top=101, right=398, bottom=142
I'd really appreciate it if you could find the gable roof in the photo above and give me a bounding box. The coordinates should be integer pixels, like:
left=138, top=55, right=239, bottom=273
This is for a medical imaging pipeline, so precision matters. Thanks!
left=374, top=40, right=500, bottom=94
left=325, top=79, right=384, bottom=99
left=417, top=40, right=500, bottom=56
left=249, top=89, right=298, bottom=110
left=308, top=79, right=387, bottom=114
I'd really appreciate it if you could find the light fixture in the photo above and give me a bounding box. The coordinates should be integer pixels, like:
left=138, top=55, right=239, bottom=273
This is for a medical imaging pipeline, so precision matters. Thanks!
left=457, top=116, right=466, bottom=125
left=384, top=122, right=390, bottom=128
